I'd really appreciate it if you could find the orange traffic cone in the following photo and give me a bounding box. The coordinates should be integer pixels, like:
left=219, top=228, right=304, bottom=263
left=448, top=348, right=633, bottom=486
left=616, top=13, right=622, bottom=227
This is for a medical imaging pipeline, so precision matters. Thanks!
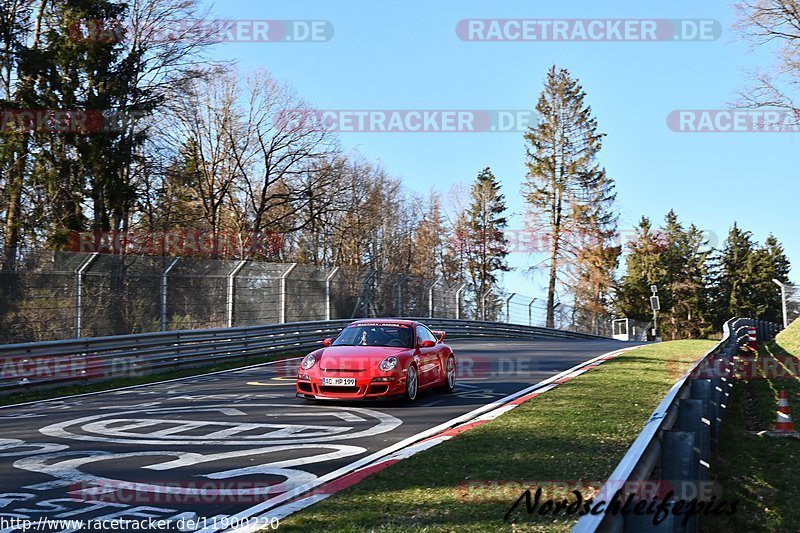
left=775, top=391, right=795, bottom=432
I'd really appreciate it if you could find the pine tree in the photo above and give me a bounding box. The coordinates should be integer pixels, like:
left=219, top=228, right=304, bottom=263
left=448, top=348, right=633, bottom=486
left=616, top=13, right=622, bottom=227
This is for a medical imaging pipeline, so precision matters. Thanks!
left=465, top=167, right=509, bottom=320
left=660, top=212, right=712, bottom=339
left=1, top=0, right=38, bottom=268
left=746, top=235, right=791, bottom=323
left=714, top=223, right=756, bottom=323
left=522, top=65, right=613, bottom=328
left=616, top=216, right=668, bottom=322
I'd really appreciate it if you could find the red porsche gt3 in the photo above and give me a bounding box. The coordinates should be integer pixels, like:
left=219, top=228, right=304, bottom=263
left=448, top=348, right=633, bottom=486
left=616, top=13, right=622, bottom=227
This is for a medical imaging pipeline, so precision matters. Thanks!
left=295, top=319, right=456, bottom=402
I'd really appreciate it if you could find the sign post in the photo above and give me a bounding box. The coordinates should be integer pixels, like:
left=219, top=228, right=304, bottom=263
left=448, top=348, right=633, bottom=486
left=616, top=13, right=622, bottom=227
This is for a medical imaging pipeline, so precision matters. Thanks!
left=650, top=285, right=660, bottom=341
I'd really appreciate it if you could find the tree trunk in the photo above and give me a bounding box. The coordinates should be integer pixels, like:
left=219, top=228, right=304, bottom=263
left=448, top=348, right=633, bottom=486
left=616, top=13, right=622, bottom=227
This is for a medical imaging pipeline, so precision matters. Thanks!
left=2, top=153, right=24, bottom=269
left=546, top=237, right=559, bottom=328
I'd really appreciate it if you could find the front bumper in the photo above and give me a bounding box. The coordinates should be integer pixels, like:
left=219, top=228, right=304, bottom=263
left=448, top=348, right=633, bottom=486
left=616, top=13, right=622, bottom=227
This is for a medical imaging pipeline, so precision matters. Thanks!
left=296, top=374, right=406, bottom=400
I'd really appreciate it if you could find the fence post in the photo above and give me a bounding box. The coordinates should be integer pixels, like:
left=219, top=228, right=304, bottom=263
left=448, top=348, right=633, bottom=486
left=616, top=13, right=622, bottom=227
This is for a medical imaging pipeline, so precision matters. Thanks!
left=161, top=258, right=180, bottom=331
left=226, top=260, right=248, bottom=328
left=74, top=252, right=99, bottom=338
left=279, top=262, right=297, bottom=324
left=396, top=275, right=410, bottom=317
left=528, top=298, right=536, bottom=326
left=455, top=283, right=467, bottom=320
left=428, top=275, right=442, bottom=318
left=481, top=288, right=493, bottom=320
left=325, top=267, right=340, bottom=321
left=505, top=293, right=516, bottom=323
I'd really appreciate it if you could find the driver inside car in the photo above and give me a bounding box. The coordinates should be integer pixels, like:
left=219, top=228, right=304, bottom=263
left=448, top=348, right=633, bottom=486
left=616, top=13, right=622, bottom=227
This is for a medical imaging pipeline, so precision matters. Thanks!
left=358, top=329, right=383, bottom=346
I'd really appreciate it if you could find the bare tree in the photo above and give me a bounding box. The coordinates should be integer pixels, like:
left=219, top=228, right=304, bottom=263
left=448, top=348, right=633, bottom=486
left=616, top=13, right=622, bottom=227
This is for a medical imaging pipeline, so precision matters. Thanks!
left=226, top=69, right=338, bottom=242
left=734, top=0, right=800, bottom=125
left=160, top=66, right=242, bottom=254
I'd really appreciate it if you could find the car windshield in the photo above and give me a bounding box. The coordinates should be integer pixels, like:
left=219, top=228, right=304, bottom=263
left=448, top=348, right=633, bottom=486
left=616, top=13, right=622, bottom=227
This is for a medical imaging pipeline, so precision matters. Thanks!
left=332, top=324, right=413, bottom=348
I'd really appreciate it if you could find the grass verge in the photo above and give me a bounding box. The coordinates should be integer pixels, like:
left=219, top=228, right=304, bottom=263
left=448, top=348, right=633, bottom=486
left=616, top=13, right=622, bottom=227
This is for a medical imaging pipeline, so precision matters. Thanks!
left=0, top=352, right=300, bottom=407
left=703, top=318, right=800, bottom=532
left=279, top=340, right=715, bottom=532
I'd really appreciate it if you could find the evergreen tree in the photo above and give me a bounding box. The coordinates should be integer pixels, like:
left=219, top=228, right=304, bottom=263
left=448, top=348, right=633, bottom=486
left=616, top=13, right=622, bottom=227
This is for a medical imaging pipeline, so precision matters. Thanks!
left=1, top=0, right=38, bottom=268
left=522, top=65, right=614, bottom=328
left=660, top=212, right=712, bottom=339
left=616, top=212, right=712, bottom=339
left=744, top=235, right=791, bottom=323
left=616, top=216, right=668, bottom=322
left=465, top=167, right=509, bottom=319
left=714, top=223, right=756, bottom=323
left=569, top=174, right=620, bottom=333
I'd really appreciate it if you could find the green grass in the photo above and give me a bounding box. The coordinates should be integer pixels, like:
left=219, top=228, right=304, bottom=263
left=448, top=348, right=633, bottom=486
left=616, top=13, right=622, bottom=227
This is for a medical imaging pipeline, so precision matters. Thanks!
left=703, top=318, right=800, bottom=532
left=775, top=317, right=800, bottom=356
left=0, top=352, right=301, bottom=407
left=280, top=340, right=715, bottom=533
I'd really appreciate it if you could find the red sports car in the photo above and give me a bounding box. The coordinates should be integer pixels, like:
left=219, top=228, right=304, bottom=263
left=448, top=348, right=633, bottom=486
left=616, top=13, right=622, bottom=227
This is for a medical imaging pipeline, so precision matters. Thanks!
left=295, top=319, right=456, bottom=402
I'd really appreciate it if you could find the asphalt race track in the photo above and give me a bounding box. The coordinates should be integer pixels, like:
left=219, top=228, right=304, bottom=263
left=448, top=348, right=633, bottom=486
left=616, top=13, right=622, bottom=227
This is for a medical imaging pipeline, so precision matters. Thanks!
left=0, top=336, right=634, bottom=532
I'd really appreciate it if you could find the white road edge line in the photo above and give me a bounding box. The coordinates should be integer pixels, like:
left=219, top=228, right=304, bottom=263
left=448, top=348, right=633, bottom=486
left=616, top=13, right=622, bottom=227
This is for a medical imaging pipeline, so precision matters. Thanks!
left=0, top=356, right=303, bottom=411
left=213, top=345, right=639, bottom=533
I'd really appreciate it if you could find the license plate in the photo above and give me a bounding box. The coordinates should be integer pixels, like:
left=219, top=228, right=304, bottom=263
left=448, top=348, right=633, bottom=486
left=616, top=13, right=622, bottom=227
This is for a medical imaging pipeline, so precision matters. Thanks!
left=321, top=377, right=356, bottom=387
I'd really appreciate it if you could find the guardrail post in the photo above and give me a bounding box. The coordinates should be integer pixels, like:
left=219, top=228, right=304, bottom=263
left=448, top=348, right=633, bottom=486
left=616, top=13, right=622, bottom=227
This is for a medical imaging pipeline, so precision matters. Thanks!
left=161, top=258, right=179, bottom=331
left=226, top=260, right=248, bottom=328
left=74, top=252, right=100, bottom=338
left=279, top=262, right=297, bottom=324
left=679, top=379, right=714, bottom=472
left=455, top=283, right=467, bottom=320
left=325, top=267, right=340, bottom=321
left=708, top=377, right=724, bottom=449
left=677, top=397, right=709, bottom=482
left=661, top=430, right=699, bottom=532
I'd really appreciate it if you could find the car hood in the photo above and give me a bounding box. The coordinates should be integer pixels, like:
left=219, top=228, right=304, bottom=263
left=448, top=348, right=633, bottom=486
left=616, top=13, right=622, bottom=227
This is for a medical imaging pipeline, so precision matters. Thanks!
left=318, top=346, right=408, bottom=371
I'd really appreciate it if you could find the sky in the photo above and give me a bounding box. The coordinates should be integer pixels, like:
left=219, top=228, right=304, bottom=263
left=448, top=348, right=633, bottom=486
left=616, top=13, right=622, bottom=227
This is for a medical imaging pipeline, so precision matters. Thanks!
left=196, top=0, right=798, bottom=299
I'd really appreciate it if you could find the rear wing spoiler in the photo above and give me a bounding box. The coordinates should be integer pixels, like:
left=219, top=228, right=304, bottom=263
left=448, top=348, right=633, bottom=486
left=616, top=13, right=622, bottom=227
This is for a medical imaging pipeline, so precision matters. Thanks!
left=432, top=330, right=446, bottom=343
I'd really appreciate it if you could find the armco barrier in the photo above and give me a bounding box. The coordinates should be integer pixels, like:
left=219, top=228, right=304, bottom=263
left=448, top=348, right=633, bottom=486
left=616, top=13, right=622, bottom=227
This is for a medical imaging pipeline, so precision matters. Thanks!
left=0, top=318, right=607, bottom=395
left=572, top=317, right=782, bottom=533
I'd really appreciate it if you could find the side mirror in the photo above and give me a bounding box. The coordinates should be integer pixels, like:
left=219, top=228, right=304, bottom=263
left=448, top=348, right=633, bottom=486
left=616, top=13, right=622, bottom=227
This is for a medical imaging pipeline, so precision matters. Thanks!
left=419, top=339, right=436, bottom=348
left=321, top=338, right=334, bottom=347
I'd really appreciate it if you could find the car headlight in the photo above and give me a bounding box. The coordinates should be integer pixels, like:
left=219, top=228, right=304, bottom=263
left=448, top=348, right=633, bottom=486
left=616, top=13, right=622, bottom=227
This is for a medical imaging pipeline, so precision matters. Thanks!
left=300, top=354, right=317, bottom=370
left=379, top=356, right=398, bottom=372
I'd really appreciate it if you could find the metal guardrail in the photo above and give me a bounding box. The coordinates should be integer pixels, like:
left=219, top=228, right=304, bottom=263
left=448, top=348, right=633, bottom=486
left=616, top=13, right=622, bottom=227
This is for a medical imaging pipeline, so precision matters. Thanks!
left=0, top=318, right=608, bottom=395
left=572, top=317, right=782, bottom=533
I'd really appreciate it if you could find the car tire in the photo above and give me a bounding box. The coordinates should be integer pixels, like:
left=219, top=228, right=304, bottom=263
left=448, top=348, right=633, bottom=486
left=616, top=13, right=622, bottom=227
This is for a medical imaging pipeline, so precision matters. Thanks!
left=403, top=364, right=419, bottom=403
left=437, top=355, right=456, bottom=393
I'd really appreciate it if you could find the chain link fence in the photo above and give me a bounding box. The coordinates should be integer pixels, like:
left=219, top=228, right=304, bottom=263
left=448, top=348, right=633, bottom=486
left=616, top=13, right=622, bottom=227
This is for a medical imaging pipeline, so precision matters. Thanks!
left=0, top=251, right=476, bottom=344
left=0, top=251, right=642, bottom=345
left=497, top=292, right=617, bottom=337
